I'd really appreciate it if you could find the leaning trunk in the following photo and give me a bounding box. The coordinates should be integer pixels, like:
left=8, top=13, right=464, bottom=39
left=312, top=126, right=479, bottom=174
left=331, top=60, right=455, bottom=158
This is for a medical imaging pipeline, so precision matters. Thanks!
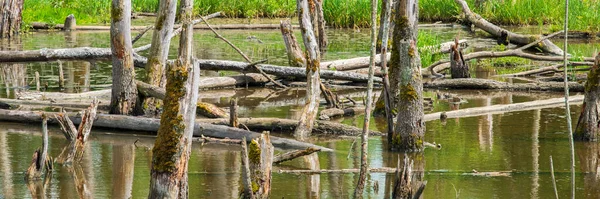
left=577, top=53, right=600, bottom=141
left=148, top=0, right=200, bottom=197
left=141, top=0, right=177, bottom=116
left=293, top=0, right=322, bottom=139
left=0, top=0, right=23, bottom=38
left=390, top=0, right=425, bottom=151
left=110, top=0, right=139, bottom=115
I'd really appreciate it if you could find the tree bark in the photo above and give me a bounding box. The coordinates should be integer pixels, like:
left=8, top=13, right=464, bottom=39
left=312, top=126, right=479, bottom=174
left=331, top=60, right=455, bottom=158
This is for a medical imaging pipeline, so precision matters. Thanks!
left=576, top=53, right=600, bottom=141
left=110, top=0, right=139, bottom=115
left=25, top=114, right=52, bottom=181
left=0, top=0, right=23, bottom=38
left=390, top=0, right=425, bottom=151
left=148, top=0, right=199, bottom=196
left=294, top=0, right=322, bottom=140
left=280, top=20, right=305, bottom=68
left=142, top=0, right=178, bottom=116
left=273, top=148, right=320, bottom=164
left=450, top=38, right=470, bottom=78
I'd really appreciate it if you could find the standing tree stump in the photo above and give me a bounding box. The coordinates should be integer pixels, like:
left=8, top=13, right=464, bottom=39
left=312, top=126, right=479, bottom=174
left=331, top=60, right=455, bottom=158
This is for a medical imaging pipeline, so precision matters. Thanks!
left=64, top=14, right=76, bottom=31
left=55, top=99, right=99, bottom=164
left=576, top=53, right=600, bottom=141
left=240, top=132, right=274, bottom=199
left=450, top=37, right=470, bottom=78
left=25, top=114, right=52, bottom=181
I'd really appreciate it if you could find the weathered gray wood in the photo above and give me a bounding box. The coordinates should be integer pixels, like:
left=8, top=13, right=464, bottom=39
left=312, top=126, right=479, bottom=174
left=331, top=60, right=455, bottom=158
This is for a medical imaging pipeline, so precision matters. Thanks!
left=390, top=0, right=426, bottom=151
left=110, top=0, right=138, bottom=115
left=149, top=0, right=199, bottom=196
left=0, top=0, right=23, bottom=38
left=240, top=137, right=254, bottom=199
left=423, top=78, right=585, bottom=92
left=424, top=95, right=584, bottom=122
left=0, top=109, right=333, bottom=151
left=141, top=0, right=178, bottom=116
left=25, top=114, right=51, bottom=180
left=294, top=0, right=322, bottom=139
left=273, top=147, right=320, bottom=164
left=454, top=0, right=564, bottom=55
left=63, top=14, right=76, bottom=31
left=319, top=107, right=366, bottom=120
left=280, top=20, right=305, bottom=68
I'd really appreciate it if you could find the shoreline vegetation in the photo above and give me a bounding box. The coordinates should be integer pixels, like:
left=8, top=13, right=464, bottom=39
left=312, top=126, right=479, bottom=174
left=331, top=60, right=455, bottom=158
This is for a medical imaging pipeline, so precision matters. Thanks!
left=23, top=0, right=599, bottom=31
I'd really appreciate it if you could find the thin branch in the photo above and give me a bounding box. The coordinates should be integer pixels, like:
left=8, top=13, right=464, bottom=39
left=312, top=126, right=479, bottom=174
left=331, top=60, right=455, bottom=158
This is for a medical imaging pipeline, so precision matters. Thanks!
left=562, top=1, right=575, bottom=199
left=550, top=156, right=560, bottom=199
left=132, top=25, right=153, bottom=44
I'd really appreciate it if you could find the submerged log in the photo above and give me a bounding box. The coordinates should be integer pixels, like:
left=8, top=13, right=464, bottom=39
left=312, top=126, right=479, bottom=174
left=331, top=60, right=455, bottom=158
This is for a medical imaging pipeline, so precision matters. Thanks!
left=0, top=109, right=333, bottom=151
left=423, top=95, right=584, bottom=122
left=273, top=147, right=320, bottom=164
left=424, top=78, right=584, bottom=92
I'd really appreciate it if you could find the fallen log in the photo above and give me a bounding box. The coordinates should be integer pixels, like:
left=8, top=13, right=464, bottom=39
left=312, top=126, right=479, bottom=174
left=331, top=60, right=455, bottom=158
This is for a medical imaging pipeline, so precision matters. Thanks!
left=498, top=62, right=593, bottom=77
left=423, top=78, right=585, bottom=92
left=423, top=95, right=584, bottom=122
left=196, top=59, right=381, bottom=83
left=454, top=0, right=564, bottom=55
left=273, top=148, right=321, bottom=164
left=195, top=117, right=384, bottom=136
left=0, top=97, right=111, bottom=110
left=318, top=107, right=366, bottom=120
left=0, top=109, right=333, bottom=151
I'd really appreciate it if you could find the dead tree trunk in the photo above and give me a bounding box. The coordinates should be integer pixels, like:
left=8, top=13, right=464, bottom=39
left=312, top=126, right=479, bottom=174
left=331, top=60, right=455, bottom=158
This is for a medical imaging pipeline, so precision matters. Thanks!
left=392, top=155, right=426, bottom=199
left=55, top=99, right=99, bottom=164
left=142, top=0, right=178, bottom=116
left=110, top=0, right=139, bottom=115
left=310, top=0, right=327, bottom=54
left=0, top=0, right=23, bottom=38
left=240, top=132, right=274, bottom=198
left=576, top=53, right=600, bottom=141
left=389, top=0, right=425, bottom=151
left=280, top=20, right=304, bottom=68
left=294, top=0, right=322, bottom=139
left=148, top=0, right=200, bottom=197
left=25, top=114, right=52, bottom=181
left=450, top=37, right=470, bottom=78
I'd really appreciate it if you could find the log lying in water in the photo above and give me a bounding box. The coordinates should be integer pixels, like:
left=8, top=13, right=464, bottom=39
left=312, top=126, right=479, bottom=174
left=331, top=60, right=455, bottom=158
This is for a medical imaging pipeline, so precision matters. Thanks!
left=318, top=107, right=366, bottom=120
left=0, top=97, right=111, bottom=110
left=423, top=78, right=585, bottom=92
left=454, top=0, right=564, bottom=55
left=196, top=59, right=381, bottom=83
left=0, top=109, right=333, bottom=151
left=423, top=95, right=584, bottom=122
left=195, top=117, right=384, bottom=136
left=272, top=147, right=321, bottom=164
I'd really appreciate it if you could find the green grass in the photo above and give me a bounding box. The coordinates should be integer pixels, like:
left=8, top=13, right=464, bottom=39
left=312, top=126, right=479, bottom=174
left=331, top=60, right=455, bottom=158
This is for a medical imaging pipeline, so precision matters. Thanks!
left=23, top=0, right=600, bottom=31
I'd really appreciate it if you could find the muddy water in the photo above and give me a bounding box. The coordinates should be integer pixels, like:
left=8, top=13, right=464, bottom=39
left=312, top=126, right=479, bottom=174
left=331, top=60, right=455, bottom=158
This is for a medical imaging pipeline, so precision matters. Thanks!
left=1, top=25, right=600, bottom=198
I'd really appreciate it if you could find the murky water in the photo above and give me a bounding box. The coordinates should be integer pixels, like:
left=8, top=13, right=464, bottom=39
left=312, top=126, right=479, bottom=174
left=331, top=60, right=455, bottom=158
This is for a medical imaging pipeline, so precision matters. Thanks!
left=1, top=23, right=600, bottom=198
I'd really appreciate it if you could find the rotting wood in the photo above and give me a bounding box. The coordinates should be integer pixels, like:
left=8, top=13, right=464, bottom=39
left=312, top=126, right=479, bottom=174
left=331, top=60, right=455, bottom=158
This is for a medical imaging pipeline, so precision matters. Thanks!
left=240, top=137, right=255, bottom=199
left=424, top=78, right=585, bottom=92
left=273, top=147, right=320, bottom=164
left=450, top=37, right=470, bottom=78
left=575, top=53, right=600, bottom=141
left=280, top=20, right=305, bottom=68
left=230, top=98, right=238, bottom=128
left=63, top=14, right=76, bottom=31
left=423, top=95, right=584, bottom=122
left=247, top=132, right=274, bottom=198
left=55, top=98, right=99, bottom=164
left=319, top=106, right=365, bottom=120
left=392, top=155, right=426, bottom=199
left=454, top=0, right=564, bottom=55
left=0, top=0, right=23, bottom=38
left=25, top=114, right=52, bottom=181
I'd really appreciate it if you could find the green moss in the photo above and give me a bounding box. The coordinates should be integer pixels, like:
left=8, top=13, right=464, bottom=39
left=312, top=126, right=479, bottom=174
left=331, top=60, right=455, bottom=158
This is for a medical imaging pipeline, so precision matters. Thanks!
left=155, top=14, right=166, bottom=30
left=585, top=66, right=600, bottom=92
left=111, top=4, right=123, bottom=21
left=397, top=16, right=408, bottom=29
left=251, top=181, right=260, bottom=193
left=399, top=83, right=418, bottom=101
left=151, top=64, right=189, bottom=173
left=248, top=139, right=261, bottom=165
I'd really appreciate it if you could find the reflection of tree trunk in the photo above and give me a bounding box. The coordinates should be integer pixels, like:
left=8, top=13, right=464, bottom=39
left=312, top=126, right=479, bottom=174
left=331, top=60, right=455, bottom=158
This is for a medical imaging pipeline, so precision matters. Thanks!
left=530, top=109, right=540, bottom=198
left=73, top=164, right=92, bottom=199
left=112, top=144, right=135, bottom=199
left=303, top=153, right=320, bottom=199
left=578, top=143, right=600, bottom=196
left=326, top=142, right=342, bottom=198
left=1, top=38, right=26, bottom=98
left=0, top=0, right=23, bottom=38
left=478, top=97, right=493, bottom=151
left=0, top=132, right=14, bottom=198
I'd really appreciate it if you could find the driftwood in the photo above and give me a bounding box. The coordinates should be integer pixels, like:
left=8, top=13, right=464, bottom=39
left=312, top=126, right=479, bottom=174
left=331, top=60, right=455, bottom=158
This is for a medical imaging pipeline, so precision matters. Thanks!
left=196, top=59, right=381, bottom=83
left=424, top=78, right=585, bottom=92
left=273, top=147, right=321, bottom=164
left=25, top=114, right=52, bottom=180
left=499, top=62, right=593, bottom=77
left=0, top=109, right=333, bottom=151
left=319, top=107, right=365, bottom=120
left=198, top=135, right=243, bottom=145
left=197, top=102, right=228, bottom=118
left=454, top=0, right=564, bottom=55
left=230, top=98, right=238, bottom=128
left=423, top=95, right=584, bottom=122
left=195, top=117, right=383, bottom=136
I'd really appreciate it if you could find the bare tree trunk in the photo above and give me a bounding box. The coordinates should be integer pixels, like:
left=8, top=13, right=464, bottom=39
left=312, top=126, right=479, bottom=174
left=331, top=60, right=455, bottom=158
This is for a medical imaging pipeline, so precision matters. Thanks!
left=576, top=53, right=600, bottom=141
left=312, top=0, right=327, bottom=54
left=110, top=0, right=139, bottom=115
left=280, top=20, right=305, bottom=68
left=294, top=0, right=322, bottom=139
left=142, top=0, right=178, bottom=116
left=0, top=0, right=23, bottom=38
left=148, top=0, right=200, bottom=197
left=25, top=114, right=52, bottom=181
left=390, top=0, right=425, bottom=151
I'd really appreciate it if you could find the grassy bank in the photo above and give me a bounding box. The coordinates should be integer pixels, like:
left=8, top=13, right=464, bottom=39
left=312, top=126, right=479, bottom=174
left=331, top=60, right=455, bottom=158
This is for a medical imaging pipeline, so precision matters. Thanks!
left=23, top=0, right=600, bottom=30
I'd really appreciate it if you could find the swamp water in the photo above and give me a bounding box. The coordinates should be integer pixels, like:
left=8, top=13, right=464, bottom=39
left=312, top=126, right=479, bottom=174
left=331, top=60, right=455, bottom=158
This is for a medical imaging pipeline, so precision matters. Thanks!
left=1, top=25, right=600, bottom=198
